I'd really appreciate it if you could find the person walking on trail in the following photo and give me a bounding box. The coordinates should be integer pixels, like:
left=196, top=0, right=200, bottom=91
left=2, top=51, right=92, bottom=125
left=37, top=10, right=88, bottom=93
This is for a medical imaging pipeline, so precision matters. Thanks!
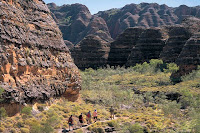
left=68, top=115, right=74, bottom=131
left=79, top=113, right=83, bottom=127
left=110, top=106, right=115, bottom=120
left=86, top=111, right=92, bottom=125
left=93, top=110, right=98, bottom=123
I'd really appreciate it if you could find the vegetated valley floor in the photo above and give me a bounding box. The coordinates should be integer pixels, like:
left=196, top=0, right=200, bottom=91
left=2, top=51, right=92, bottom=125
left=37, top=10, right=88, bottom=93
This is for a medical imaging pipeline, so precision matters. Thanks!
left=1, top=60, right=200, bottom=133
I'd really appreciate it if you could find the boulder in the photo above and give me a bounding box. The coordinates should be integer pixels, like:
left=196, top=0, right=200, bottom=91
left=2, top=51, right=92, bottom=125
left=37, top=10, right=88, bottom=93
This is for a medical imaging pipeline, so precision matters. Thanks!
left=48, top=3, right=113, bottom=45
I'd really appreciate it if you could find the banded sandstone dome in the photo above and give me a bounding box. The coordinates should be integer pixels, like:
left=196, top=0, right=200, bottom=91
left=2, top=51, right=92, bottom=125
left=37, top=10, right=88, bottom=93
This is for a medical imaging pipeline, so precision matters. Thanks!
left=0, top=0, right=81, bottom=115
left=47, top=3, right=113, bottom=45
left=49, top=2, right=200, bottom=43
left=97, top=3, right=200, bottom=39
left=48, top=2, right=200, bottom=76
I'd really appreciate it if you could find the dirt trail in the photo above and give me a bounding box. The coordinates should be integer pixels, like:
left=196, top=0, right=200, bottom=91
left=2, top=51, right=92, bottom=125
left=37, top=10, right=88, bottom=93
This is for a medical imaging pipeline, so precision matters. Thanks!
left=57, top=117, right=128, bottom=133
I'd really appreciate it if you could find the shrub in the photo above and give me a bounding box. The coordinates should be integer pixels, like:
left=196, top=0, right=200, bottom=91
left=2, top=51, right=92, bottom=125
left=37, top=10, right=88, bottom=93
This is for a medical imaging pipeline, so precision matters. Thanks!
left=192, top=117, right=200, bottom=133
left=0, top=127, right=5, bottom=132
left=20, top=128, right=29, bottom=133
left=179, top=88, right=195, bottom=109
left=0, top=107, right=7, bottom=119
left=46, top=109, right=61, bottom=127
left=161, top=101, right=181, bottom=117
left=150, top=59, right=163, bottom=73
left=150, top=59, right=163, bottom=67
left=128, top=123, right=144, bottom=133
left=132, top=59, right=165, bottom=74
left=143, top=92, right=154, bottom=103
left=29, top=121, right=42, bottom=133
left=181, top=68, right=200, bottom=81
left=164, top=63, right=179, bottom=73
left=41, top=122, right=54, bottom=133
left=16, top=120, right=25, bottom=128
left=91, top=127, right=105, bottom=133
left=107, top=120, right=119, bottom=129
left=133, top=62, right=150, bottom=73
left=97, top=127, right=105, bottom=133
left=76, top=129, right=83, bottom=133
left=21, top=106, right=32, bottom=116
left=25, top=47, right=30, bottom=57
left=10, top=128, right=17, bottom=133
left=0, top=87, right=4, bottom=102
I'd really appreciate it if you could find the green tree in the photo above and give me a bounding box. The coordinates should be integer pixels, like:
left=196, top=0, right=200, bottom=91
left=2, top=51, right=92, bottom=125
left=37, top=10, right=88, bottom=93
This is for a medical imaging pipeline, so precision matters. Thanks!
left=164, top=63, right=179, bottom=73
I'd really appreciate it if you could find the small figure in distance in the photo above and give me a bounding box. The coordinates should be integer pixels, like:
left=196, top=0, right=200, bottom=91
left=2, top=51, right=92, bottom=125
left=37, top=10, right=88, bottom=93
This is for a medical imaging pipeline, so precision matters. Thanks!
left=79, top=113, right=83, bottom=127
left=68, top=115, right=74, bottom=131
left=86, top=111, right=92, bottom=125
left=110, top=106, right=115, bottom=120
left=93, top=109, right=98, bottom=123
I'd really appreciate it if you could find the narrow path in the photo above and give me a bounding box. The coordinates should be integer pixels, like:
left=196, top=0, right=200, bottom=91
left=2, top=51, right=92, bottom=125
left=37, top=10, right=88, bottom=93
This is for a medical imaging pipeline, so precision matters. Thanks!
left=57, top=117, right=127, bottom=133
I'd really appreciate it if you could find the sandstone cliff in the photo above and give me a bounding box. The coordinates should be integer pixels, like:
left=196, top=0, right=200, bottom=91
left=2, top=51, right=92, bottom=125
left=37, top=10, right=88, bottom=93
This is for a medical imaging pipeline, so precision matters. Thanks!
left=0, top=0, right=81, bottom=115
left=72, top=35, right=110, bottom=69
left=47, top=2, right=200, bottom=78
left=172, top=32, right=200, bottom=82
left=48, top=3, right=113, bottom=45
left=96, top=3, right=200, bottom=39
left=108, top=27, right=145, bottom=66
left=126, top=28, right=167, bottom=66
left=160, top=25, right=191, bottom=63
left=49, top=2, right=200, bottom=48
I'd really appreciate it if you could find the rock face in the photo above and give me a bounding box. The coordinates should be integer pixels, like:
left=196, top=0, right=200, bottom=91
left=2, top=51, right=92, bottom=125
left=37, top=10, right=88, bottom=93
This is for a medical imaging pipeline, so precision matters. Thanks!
left=49, top=2, right=200, bottom=42
left=160, top=26, right=191, bottom=63
left=181, top=17, right=200, bottom=34
left=174, top=5, right=200, bottom=23
left=126, top=28, right=167, bottom=66
left=0, top=0, right=81, bottom=115
left=172, top=33, right=200, bottom=81
left=108, top=27, right=145, bottom=66
left=96, top=3, right=200, bottom=39
left=72, top=35, right=110, bottom=69
left=48, top=3, right=113, bottom=44
left=47, top=2, right=200, bottom=77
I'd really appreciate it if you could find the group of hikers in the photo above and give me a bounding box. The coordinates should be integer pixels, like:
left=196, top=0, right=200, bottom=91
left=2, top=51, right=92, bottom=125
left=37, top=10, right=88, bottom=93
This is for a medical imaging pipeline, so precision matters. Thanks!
left=67, top=106, right=115, bottom=131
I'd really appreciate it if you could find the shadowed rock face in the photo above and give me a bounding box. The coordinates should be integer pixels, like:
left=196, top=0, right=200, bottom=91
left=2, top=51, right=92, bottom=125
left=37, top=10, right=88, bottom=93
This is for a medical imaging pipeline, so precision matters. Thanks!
left=108, top=27, right=145, bottom=66
left=161, top=17, right=200, bottom=80
left=72, top=35, right=110, bottom=69
left=172, top=33, right=200, bottom=81
left=0, top=0, right=81, bottom=115
left=160, top=26, right=191, bottom=63
left=126, top=28, right=167, bottom=66
left=96, top=3, right=200, bottom=39
left=48, top=3, right=113, bottom=45
left=177, top=33, right=200, bottom=67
